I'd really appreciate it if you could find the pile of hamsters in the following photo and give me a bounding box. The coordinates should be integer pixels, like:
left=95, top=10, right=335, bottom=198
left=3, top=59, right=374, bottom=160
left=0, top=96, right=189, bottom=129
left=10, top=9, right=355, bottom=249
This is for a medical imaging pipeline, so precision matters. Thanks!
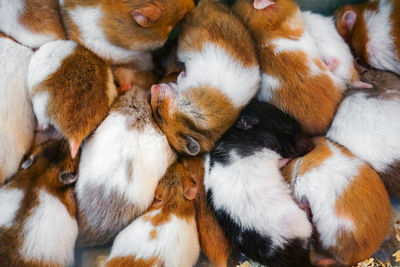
left=0, top=0, right=399, bottom=266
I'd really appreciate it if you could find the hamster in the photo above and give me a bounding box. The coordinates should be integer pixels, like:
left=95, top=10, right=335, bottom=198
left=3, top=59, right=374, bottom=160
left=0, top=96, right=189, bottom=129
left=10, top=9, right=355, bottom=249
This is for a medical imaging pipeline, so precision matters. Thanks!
left=60, top=0, right=194, bottom=64
left=0, top=34, right=35, bottom=185
left=336, top=0, right=400, bottom=75
left=0, top=0, right=65, bottom=48
left=76, top=88, right=176, bottom=247
left=233, top=0, right=346, bottom=136
left=0, top=139, right=79, bottom=267
left=182, top=156, right=231, bottom=267
left=281, top=137, right=392, bottom=266
left=150, top=0, right=260, bottom=156
left=302, top=11, right=371, bottom=89
left=204, top=115, right=313, bottom=266
left=105, top=162, right=200, bottom=267
left=327, top=67, right=400, bottom=197
left=27, top=39, right=118, bottom=158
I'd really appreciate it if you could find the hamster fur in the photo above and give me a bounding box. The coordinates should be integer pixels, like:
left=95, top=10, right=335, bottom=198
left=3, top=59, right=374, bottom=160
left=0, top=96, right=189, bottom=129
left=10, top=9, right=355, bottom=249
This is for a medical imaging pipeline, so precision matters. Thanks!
left=76, top=88, right=176, bottom=246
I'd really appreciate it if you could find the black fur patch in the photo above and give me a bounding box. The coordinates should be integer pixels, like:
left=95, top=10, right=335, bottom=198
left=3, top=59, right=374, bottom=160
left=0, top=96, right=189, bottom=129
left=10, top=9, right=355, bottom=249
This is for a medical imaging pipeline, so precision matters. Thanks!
left=207, top=190, right=311, bottom=267
left=237, top=99, right=314, bottom=158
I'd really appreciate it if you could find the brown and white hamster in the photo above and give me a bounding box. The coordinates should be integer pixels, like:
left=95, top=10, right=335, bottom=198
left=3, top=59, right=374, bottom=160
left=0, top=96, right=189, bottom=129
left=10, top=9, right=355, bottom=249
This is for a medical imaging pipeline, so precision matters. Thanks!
left=150, top=0, right=260, bottom=155
left=60, top=0, right=194, bottom=64
left=233, top=0, right=346, bottom=136
left=282, top=137, right=392, bottom=266
left=28, top=39, right=118, bottom=158
left=105, top=162, right=200, bottom=267
left=336, top=0, right=400, bottom=75
left=0, top=139, right=80, bottom=267
left=76, top=88, right=176, bottom=247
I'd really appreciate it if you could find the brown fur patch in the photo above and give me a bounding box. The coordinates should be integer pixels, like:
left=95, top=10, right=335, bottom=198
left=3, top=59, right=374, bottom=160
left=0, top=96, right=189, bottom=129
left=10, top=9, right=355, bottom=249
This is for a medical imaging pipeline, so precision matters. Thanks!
left=234, top=0, right=343, bottom=135
left=106, top=255, right=159, bottom=267
left=296, top=137, right=333, bottom=176
left=143, top=162, right=196, bottom=227
left=149, top=229, right=158, bottom=240
left=19, top=0, right=66, bottom=40
left=0, top=140, right=79, bottom=266
left=152, top=85, right=238, bottom=154
left=378, top=161, right=400, bottom=198
left=62, top=0, right=194, bottom=61
left=263, top=49, right=342, bottom=135
left=333, top=164, right=392, bottom=265
left=32, top=45, right=116, bottom=148
left=182, top=156, right=231, bottom=267
left=179, top=0, right=258, bottom=67
left=390, top=0, right=400, bottom=64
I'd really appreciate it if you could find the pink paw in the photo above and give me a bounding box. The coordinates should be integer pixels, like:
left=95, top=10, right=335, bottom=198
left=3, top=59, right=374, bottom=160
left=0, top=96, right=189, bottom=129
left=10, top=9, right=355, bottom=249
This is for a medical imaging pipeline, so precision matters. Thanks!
left=324, top=58, right=339, bottom=72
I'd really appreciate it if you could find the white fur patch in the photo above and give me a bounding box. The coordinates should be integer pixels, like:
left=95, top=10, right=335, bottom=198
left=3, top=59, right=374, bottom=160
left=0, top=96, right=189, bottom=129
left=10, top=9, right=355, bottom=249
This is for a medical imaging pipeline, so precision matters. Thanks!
left=257, top=73, right=280, bottom=102
left=291, top=140, right=358, bottom=248
left=20, top=190, right=77, bottom=266
left=302, top=11, right=355, bottom=86
left=204, top=150, right=312, bottom=248
left=0, top=187, right=23, bottom=228
left=0, top=37, right=35, bottom=182
left=177, top=43, right=260, bottom=108
left=364, top=0, right=400, bottom=74
left=31, top=92, right=51, bottom=129
left=67, top=6, right=146, bottom=64
left=327, top=92, right=400, bottom=173
left=108, top=209, right=200, bottom=267
left=0, top=0, right=59, bottom=48
left=28, top=40, right=77, bottom=90
left=77, top=111, right=176, bottom=215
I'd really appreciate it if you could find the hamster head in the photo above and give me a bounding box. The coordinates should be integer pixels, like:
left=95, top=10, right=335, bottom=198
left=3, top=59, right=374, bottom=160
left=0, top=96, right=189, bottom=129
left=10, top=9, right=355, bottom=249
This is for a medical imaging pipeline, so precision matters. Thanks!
left=150, top=82, right=239, bottom=156
left=62, top=0, right=194, bottom=53
left=237, top=99, right=314, bottom=158
left=21, top=140, right=80, bottom=189
left=152, top=162, right=198, bottom=213
left=336, top=2, right=378, bottom=62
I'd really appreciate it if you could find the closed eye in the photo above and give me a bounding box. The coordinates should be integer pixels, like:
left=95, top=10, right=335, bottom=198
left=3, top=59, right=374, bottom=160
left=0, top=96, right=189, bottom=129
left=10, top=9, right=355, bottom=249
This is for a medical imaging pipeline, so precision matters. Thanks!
left=156, top=106, right=164, bottom=122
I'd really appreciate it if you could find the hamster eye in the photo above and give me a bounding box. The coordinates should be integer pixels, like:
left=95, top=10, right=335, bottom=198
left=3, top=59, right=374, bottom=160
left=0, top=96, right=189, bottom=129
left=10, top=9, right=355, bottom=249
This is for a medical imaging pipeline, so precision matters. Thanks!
left=21, top=156, right=34, bottom=169
left=156, top=106, right=164, bottom=122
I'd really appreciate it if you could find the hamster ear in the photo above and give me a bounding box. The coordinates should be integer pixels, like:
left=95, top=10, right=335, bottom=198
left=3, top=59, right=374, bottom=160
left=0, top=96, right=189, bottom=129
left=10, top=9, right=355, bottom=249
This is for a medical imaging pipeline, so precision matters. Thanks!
left=133, top=4, right=162, bottom=27
left=342, top=11, right=357, bottom=32
left=59, top=172, right=77, bottom=185
left=152, top=186, right=164, bottom=207
left=183, top=176, right=198, bottom=200
left=185, top=135, right=200, bottom=156
left=254, top=0, right=275, bottom=10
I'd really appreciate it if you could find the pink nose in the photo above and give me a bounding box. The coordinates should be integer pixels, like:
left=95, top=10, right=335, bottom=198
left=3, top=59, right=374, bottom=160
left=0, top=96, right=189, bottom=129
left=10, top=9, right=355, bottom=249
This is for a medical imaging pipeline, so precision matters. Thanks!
left=151, top=83, right=170, bottom=103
